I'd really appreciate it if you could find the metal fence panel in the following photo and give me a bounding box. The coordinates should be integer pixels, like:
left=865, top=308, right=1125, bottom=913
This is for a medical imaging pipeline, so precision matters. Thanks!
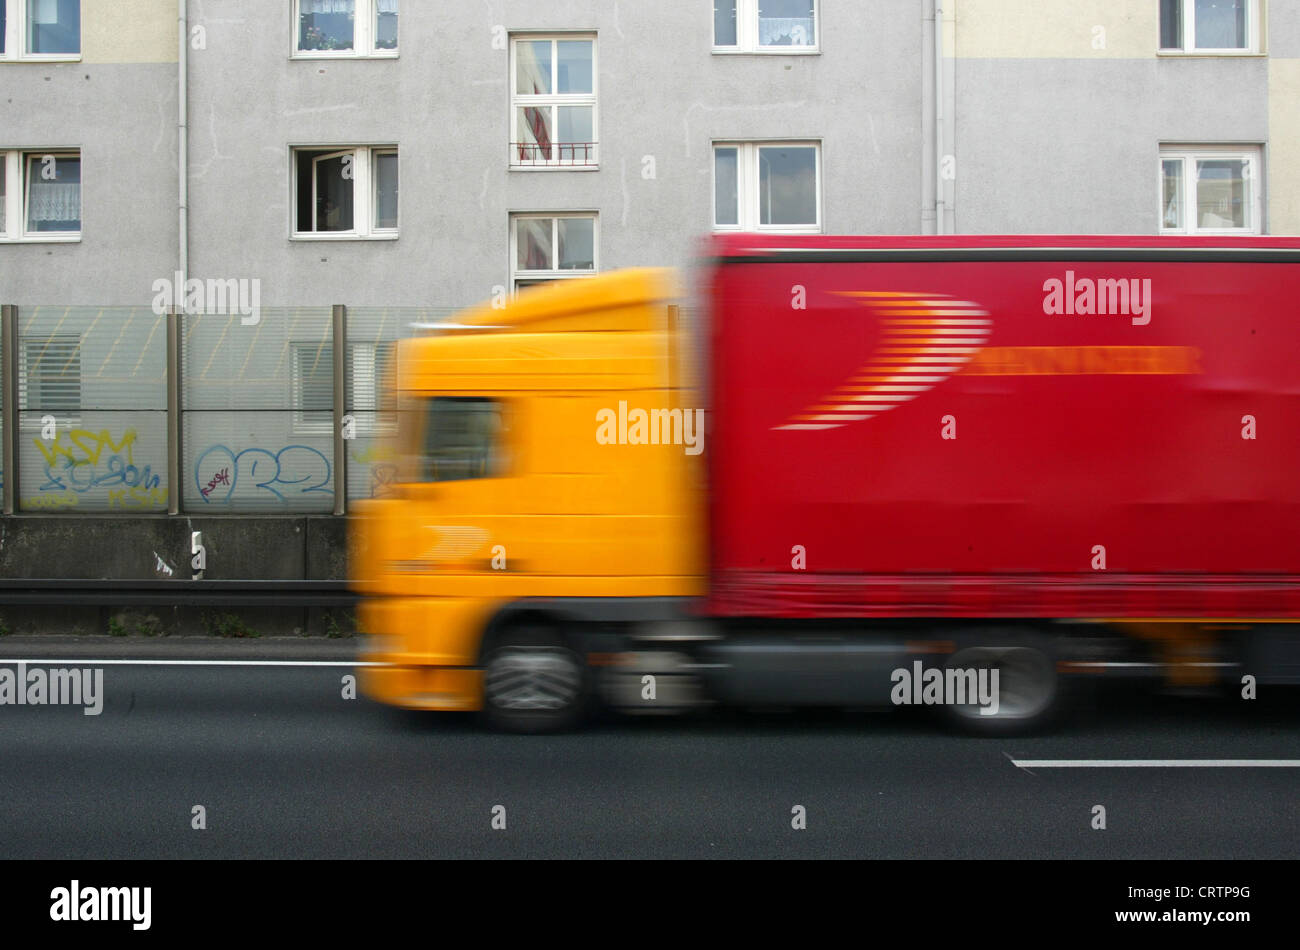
left=15, top=307, right=168, bottom=512
left=182, top=308, right=334, bottom=512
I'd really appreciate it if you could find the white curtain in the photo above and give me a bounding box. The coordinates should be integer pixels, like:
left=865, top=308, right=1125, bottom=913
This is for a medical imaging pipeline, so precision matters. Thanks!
left=27, top=182, right=80, bottom=222
left=759, top=17, right=813, bottom=45
left=300, top=2, right=398, bottom=17
left=301, top=0, right=355, bottom=13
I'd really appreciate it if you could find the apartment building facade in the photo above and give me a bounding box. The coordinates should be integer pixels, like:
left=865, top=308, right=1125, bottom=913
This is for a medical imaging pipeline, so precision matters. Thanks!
left=0, top=1, right=1295, bottom=577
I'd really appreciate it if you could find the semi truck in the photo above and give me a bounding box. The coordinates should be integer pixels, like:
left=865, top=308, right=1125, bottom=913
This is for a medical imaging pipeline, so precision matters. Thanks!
left=350, top=234, right=1300, bottom=733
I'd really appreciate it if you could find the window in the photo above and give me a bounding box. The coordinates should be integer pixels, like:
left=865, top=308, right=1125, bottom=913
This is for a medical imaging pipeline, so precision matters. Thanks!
left=0, top=150, right=81, bottom=240
left=1160, top=146, right=1261, bottom=234
left=714, top=142, right=820, bottom=232
left=510, top=35, right=597, bottom=167
left=294, top=0, right=397, bottom=57
left=715, top=0, right=817, bottom=52
left=1159, top=0, right=1258, bottom=53
left=346, top=341, right=394, bottom=412
left=293, top=340, right=395, bottom=429
left=22, top=335, right=81, bottom=413
left=0, top=0, right=80, bottom=59
left=292, top=146, right=397, bottom=238
left=420, top=397, right=506, bottom=482
left=510, top=214, right=597, bottom=293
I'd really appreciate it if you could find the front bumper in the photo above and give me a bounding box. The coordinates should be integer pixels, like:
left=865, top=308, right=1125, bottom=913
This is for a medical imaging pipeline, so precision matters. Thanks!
left=360, top=663, right=484, bottom=711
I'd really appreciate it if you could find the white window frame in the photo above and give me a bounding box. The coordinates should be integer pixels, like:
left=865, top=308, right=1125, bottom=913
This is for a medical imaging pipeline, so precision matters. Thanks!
left=0, top=149, right=82, bottom=243
left=713, top=0, right=820, bottom=54
left=291, top=0, right=398, bottom=59
left=0, top=0, right=82, bottom=62
left=1158, top=0, right=1260, bottom=54
left=509, top=34, right=599, bottom=169
left=291, top=339, right=336, bottom=433
left=1158, top=146, right=1262, bottom=235
left=290, top=145, right=398, bottom=241
left=712, top=140, right=822, bottom=233
left=509, top=213, right=599, bottom=295
left=292, top=339, right=395, bottom=434
left=350, top=340, right=398, bottom=435
left=292, top=340, right=392, bottom=434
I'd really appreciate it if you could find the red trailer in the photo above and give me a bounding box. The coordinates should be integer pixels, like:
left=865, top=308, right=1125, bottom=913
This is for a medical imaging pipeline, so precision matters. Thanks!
left=694, top=234, right=1300, bottom=730
left=707, top=234, right=1300, bottom=617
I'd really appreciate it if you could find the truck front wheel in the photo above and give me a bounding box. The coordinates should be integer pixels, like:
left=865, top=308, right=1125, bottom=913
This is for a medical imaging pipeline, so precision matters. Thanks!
left=482, top=625, right=587, bottom=733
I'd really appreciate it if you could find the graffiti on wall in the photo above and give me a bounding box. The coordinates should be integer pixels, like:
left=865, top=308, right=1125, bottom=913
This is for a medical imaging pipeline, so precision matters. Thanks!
left=193, top=444, right=332, bottom=504
left=350, top=444, right=399, bottom=498
left=27, top=428, right=167, bottom=510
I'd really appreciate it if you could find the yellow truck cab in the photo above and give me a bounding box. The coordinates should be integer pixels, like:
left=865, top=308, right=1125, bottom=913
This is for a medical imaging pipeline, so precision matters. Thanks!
left=350, top=268, right=705, bottom=731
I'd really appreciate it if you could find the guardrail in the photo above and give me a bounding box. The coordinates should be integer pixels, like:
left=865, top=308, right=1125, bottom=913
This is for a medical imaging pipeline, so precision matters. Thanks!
left=0, top=579, right=356, bottom=607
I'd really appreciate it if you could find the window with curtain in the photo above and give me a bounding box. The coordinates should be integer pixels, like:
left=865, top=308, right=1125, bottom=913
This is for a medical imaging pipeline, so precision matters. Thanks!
left=1159, top=0, right=1255, bottom=51
left=299, top=0, right=355, bottom=51
left=715, top=0, right=817, bottom=51
left=296, top=0, right=396, bottom=55
left=25, top=152, right=80, bottom=233
left=758, top=0, right=815, bottom=46
left=375, top=0, right=397, bottom=49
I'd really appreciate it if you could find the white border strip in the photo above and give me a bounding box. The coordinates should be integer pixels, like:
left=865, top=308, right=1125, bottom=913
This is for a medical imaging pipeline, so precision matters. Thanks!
left=1011, top=759, right=1300, bottom=768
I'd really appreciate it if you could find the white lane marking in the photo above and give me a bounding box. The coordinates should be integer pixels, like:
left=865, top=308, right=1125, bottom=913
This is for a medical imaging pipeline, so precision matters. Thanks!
left=0, top=659, right=381, bottom=667
left=1011, top=759, right=1300, bottom=768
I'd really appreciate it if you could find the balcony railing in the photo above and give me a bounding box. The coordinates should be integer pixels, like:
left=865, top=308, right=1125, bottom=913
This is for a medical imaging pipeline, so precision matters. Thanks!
left=511, top=142, right=598, bottom=167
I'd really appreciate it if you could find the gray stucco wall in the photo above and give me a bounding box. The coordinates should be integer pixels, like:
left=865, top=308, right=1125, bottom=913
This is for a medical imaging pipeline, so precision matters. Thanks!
left=180, top=0, right=926, bottom=309
left=1, top=2, right=929, bottom=308
left=955, top=56, right=1271, bottom=233
left=0, top=61, right=177, bottom=305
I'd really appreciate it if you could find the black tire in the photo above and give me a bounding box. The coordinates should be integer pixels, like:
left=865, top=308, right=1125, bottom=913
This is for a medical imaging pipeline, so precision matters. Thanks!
left=938, top=637, right=1061, bottom=737
left=481, top=624, right=588, bottom=733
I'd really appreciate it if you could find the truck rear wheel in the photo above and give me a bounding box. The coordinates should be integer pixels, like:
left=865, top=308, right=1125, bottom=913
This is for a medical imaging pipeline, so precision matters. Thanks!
left=482, top=625, right=587, bottom=733
left=940, top=642, right=1059, bottom=736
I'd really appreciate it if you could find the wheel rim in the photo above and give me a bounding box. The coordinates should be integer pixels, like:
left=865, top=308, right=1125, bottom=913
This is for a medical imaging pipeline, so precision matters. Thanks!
left=486, top=646, right=582, bottom=712
left=945, top=646, right=1054, bottom=720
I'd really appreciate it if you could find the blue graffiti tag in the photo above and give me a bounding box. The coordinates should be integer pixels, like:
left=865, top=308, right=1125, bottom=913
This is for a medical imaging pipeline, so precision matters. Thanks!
left=41, top=452, right=162, bottom=494
left=34, top=428, right=162, bottom=498
left=193, top=445, right=332, bottom=504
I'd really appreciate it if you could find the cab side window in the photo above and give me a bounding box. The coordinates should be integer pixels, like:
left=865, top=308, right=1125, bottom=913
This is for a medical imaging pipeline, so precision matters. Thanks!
left=420, top=397, right=506, bottom=481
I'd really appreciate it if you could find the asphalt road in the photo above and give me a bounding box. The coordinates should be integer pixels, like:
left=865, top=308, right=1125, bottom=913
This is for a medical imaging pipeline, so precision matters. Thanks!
left=0, top=638, right=1296, bottom=859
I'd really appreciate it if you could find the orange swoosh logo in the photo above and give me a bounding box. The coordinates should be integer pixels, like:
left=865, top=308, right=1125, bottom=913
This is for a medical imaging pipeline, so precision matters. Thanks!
left=775, top=292, right=992, bottom=431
